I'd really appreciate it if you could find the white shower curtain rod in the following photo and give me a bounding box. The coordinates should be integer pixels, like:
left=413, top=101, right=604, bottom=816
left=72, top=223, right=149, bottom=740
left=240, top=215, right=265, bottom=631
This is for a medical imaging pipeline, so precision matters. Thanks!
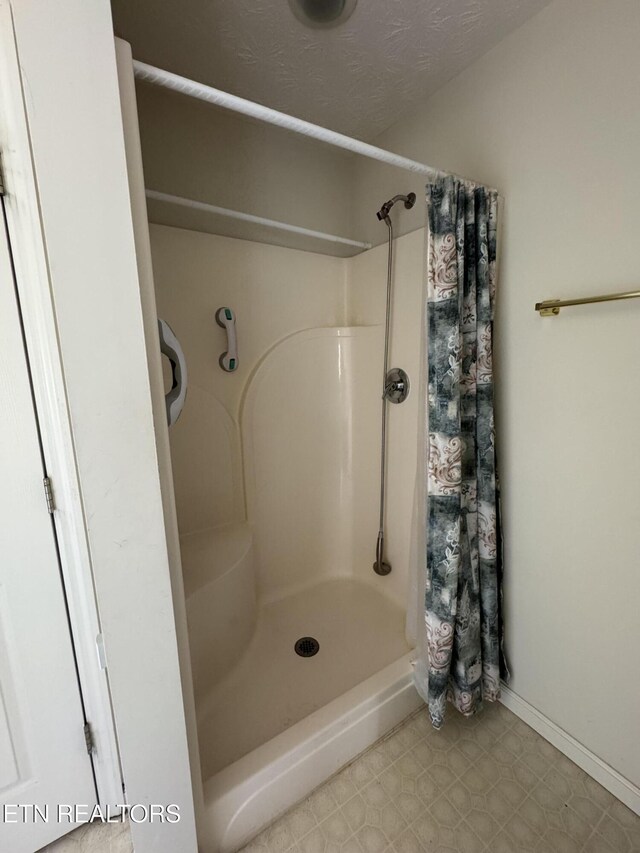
left=145, top=189, right=372, bottom=250
left=133, top=59, right=442, bottom=177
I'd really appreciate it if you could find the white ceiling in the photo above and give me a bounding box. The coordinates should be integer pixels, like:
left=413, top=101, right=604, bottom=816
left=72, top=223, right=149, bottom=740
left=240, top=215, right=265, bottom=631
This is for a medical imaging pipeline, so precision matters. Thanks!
left=111, top=0, right=551, bottom=139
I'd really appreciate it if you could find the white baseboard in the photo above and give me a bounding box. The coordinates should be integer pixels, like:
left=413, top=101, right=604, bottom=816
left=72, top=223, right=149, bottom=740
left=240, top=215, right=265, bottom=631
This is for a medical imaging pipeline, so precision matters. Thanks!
left=499, top=684, right=640, bottom=817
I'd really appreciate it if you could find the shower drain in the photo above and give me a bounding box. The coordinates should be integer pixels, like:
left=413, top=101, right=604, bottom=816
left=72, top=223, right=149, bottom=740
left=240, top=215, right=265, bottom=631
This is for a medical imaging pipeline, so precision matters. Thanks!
left=294, top=636, right=320, bottom=658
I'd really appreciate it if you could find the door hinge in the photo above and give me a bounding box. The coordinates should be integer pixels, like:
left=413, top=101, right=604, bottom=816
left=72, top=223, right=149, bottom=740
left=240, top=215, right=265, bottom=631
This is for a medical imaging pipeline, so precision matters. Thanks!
left=84, top=721, right=95, bottom=754
left=0, top=152, right=5, bottom=196
left=43, top=476, right=55, bottom=513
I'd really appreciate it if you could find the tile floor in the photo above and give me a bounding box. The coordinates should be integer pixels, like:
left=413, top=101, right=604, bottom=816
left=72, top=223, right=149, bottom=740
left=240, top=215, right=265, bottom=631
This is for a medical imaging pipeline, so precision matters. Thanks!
left=39, top=818, right=131, bottom=852
left=240, top=702, right=640, bottom=853
left=37, top=701, right=640, bottom=853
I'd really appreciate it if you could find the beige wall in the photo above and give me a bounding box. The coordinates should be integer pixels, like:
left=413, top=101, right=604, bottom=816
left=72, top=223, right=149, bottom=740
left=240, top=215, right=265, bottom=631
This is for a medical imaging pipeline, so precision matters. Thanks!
left=353, top=0, right=640, bottom=790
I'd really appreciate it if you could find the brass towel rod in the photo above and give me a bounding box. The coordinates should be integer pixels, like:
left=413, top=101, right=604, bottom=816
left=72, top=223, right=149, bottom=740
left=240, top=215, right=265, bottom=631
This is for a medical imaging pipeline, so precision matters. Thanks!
left=535, top=289, right=640, bottom=316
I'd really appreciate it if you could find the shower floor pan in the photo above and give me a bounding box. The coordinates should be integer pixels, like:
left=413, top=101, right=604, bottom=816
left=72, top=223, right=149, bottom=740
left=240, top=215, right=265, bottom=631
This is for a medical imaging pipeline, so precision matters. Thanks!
left=197, top=577, right=421, bottom=852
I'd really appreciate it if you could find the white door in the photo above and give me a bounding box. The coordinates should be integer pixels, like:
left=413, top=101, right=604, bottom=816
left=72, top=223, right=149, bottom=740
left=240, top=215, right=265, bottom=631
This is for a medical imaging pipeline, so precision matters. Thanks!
left=0, top=207, right=97, bottom=850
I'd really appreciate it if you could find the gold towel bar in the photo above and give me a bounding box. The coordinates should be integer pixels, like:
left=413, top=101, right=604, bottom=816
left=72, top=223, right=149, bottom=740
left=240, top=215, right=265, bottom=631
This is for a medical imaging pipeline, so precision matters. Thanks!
left=535, top=289, right=640, bottom=316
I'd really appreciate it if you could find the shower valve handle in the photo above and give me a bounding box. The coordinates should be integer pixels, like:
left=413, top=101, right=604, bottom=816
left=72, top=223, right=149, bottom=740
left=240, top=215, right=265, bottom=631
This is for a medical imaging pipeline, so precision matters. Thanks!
left=383, top=368, right=410, bottom=404
left=383, top=379, right=403, bottom=399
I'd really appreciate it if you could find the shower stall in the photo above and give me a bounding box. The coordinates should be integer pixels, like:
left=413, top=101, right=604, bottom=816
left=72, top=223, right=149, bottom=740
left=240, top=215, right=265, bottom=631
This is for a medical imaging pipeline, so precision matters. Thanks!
left=117, top=42, right=429, bottom=852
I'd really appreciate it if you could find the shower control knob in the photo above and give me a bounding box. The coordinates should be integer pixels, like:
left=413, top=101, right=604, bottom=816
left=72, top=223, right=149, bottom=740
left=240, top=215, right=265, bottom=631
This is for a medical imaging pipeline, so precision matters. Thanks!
left=383, top=368, right=410, bottom=404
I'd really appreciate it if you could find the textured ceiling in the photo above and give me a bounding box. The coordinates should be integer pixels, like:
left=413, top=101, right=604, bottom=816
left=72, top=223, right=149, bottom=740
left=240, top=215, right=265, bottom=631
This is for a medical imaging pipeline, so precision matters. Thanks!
left=111, top=0, right=551, bottom=139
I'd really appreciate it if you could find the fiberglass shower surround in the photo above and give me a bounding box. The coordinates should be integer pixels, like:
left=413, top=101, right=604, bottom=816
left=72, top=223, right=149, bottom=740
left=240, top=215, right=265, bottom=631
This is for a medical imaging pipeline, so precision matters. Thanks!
left=130, top=53, right=504, bottom=852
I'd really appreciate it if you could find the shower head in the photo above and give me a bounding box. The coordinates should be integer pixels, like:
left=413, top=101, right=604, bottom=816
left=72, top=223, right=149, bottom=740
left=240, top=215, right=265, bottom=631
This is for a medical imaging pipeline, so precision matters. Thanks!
left=376, top=192, right=416, bottom=222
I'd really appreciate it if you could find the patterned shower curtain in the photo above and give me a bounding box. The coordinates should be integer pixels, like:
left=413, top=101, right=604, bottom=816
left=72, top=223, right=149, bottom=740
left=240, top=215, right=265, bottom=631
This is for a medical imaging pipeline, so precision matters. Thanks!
left=417, top=175, right=507, bottom=728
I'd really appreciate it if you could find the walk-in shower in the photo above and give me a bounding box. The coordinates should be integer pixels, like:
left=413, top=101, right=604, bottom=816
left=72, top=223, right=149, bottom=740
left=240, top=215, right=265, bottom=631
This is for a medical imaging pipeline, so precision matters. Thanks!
left=373, top=192, right=416, bottom=576
left=120, top=51, right=432, bottom=853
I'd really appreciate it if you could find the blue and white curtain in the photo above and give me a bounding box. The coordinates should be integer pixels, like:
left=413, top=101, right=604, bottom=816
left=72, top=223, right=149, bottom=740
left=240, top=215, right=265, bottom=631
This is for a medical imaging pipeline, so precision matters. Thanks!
left=414, top=176, right=507, bottom=728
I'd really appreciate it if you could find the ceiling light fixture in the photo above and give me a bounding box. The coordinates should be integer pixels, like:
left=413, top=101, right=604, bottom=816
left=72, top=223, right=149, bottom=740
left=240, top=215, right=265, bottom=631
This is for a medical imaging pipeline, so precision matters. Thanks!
left=288, top=0, right=357, bottom=29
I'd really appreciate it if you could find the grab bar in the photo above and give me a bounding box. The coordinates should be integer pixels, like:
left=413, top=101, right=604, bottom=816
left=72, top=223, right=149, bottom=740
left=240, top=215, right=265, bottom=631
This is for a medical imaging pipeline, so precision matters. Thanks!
left=158, top=318, right=188, bottom=426
left=216, top=307, right=238, bottom=372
